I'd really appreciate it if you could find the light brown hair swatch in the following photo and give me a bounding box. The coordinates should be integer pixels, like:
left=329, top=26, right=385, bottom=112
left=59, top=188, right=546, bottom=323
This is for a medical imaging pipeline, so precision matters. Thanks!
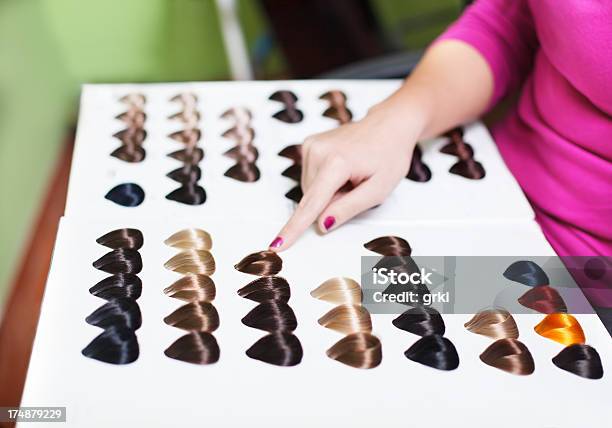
left=163, top=274, right=216, bottom=302
left=326, top=332, right=382, bottom=369
left=534, top=313, right=586, bottom=346
left=164, top=332, right=220, bottom=365
left=310, top=277, right=362, bottom=305
left=480, top=338, right=535, bottom=375
left=464, top=308, right=519, bottom=340
left=234, top=251, right=282, bottom=276
left=164, top=249, right=215, bottom=275
left=164, top=228, right=212, bottom=251
left=163, top=301, right=219, bottom=332
left=318, top=304, right=372, bottom=334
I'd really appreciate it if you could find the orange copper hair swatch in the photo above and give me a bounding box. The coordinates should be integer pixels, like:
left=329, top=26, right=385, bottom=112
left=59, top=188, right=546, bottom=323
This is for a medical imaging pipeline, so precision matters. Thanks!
left=534, top=313, right=586, bottom=346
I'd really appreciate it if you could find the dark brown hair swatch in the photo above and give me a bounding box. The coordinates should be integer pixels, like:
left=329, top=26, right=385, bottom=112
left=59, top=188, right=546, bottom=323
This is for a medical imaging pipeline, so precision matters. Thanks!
left=224, top=160, right=261, bottom=182
left=110, top=144, right=145, bottom=163
left=163, top=301, right=220, bottom=332
left=167, top=165, right=202, bottom=184
left=113, top=127, right=147, bottom=146
left=278, top=144, right=302, bottom=164
left=93, top=248, right=143, bottom=274
left=285, top=185, right=303, bottom=203
left=246, top=332, right=303, bottom=366
left=167, top=147, right=204, bottom=164
left=237, top=276, right=290, bottom=303
left=464, top=308, right=519, bottom=339
left=552, top=344, right=604, bottom=379
left=241, top=301, right=297, bottom=332
left=96, top=228, right=143, bottom=251
left=518, top=285, right=568, bottom=314
left=404, top=334, right=459, bottom=371
left=163, top=274, right=216, bottom=302
left=406, top=144, right=432, bottom=182
left=320, top=90, right=352, bottom=124
left=82, top=325, right=139, bottom=365
left=479, top=338, right=535, bottom=375
left=86, top=298, right=142, bottom=330
left=164, top=332, right=220, bottom=365
left=364, top=236, right=412, bottom=257
left=393, top=307, right=445, bottom=336
left=440, top=127, right=485, bottom=180
left=234, top=251, right=283, bottom=276
left=105, top=183, right=145, bottom=207
left=503, top=260, right=549, bottom=287
left=269, top=90, right=303, bottom=124
left=166, top=182, right=207, bottom=205
left=281, top=164, right=302, bottom=182
left=89, top=274, right=142, bottom=301
left=326, top=332, right=382, bottom=369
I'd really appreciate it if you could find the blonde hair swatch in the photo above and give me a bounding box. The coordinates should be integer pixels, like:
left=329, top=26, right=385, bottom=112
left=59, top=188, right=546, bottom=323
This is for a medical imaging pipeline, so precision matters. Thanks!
left=318, top=304, right=372, bottom=334
left=164, top=250, right=215, bottom=275
left=464, top=308, right=519, bottom=340
left=534, top=313, right=586, bottom=346
left=310, top=277, right=362, bottom=305
left=480, top=338, right=535, bottom=375
left=326, top=332, right=382, bottom=369
left=164, top=302, right=219, bottom=332
left=164, top=228, right=212, bottom=251
left=163, top=274, right=216, bottom=302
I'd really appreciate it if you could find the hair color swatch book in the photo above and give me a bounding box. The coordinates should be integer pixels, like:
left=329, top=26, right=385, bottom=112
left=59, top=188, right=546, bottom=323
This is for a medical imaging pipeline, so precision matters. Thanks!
left=64, top=81, right=534, bottom=224
left=21, top=217, right=610, bottom=428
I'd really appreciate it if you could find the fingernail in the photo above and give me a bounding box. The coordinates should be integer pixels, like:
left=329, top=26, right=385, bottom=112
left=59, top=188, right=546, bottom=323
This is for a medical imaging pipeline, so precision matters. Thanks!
left=323, top=216, right=336, bottom=231
left=269, top=236, right=284, bottom=248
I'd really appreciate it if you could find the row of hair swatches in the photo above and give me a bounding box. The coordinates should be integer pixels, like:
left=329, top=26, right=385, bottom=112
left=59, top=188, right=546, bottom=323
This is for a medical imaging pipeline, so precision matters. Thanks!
left=163, top=228, right=220, bottom=363
left=82, top=228, right=144, bottom=364
left=235, top=250, right=303, bottom=366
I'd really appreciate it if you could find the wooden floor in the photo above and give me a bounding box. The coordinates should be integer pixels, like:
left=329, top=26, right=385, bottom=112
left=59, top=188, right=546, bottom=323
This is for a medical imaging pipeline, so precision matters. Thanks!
left=0, top=135, right=73, bottom=420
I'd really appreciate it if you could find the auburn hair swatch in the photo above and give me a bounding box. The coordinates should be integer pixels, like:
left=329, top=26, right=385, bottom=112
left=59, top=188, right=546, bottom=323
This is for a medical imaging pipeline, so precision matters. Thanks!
left=310, top=277, right=362, bottom=305
left=320, top=90, right=352, bottom=124
left=393, top=307, right=446, bottom=336
left=164, top=332, right=220, bottom=365
left=89, top=274, right=142, bottom=301
left=222, top=106, right=260, bottom=182
left=234, top=251, right=282, bottom=276
left=552, top=344, right=604, bottom=380
left=464, top=308, right=519, bottom=340
left=406, top=144, right=432, bottom=182
left=164, top=228, right=212, bottom=251
left=246, top=332, right=303, bottom=366
left=164, top=301, right=220, bottom=332
left=534, top=313, right=586, bottom=346
left=111, top=93, right=147, bottom=163
left=479, top=338, right=535, bottom=375
left=241, top=301, right=297, bottom=332
left=237, top=276, right=291, bottom=303
left=503, top=260, right=549, bottom=287
left=93, top=249, right=143, bottom=274
left=164, top=249, right=215, bottom=276
left=269, top=90, right=303, bottom=123
left=105, top=183, right=145, bottom=207
left=318, top=304, right=372, bottom=334
left=404, top=334, right=459, bottom=371
left=96, top=228, right=143, bottom=251
left=440, top=127, right=486, bottom=180
left=364, top=236, right=412, bottom=257
left=326, top=332, right=382, bottom=369
left=518, top=285, right=567, bottom=314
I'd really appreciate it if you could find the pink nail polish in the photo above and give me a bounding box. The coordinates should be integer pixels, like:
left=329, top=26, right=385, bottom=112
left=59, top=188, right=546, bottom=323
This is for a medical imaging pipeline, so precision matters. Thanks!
left=269, top=236, right=284, bottom=248
left=323, top=216, right=336, bottom=231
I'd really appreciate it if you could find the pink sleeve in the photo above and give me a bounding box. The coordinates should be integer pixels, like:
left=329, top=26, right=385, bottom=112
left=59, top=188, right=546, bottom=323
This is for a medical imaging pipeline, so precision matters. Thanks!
left=437, top=0, right=538, bottom=107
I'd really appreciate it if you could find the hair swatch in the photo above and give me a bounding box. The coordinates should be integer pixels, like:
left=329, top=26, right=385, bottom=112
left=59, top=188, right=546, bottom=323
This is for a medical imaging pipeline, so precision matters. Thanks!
left=170, top=92, right=197, bottom=106
left=221, top=106, right=252, bottom=123
left=224, top=160, right=261, bottom=182
left=105, top=183, right=145, bottom=207
left=285, top=185, right=304, bottom=203
left=237, top=276, right=290, bottom=303
left=167, top=165, right=202, bottom=184
left=169, top=109, right=201, bottom=124
left=223, top=145, right=258, bottom=162
left=320, top=90, right=352, bottom=124
left=269, top=90, right=303, bottom=123
left=278, top=144, right=302, bottom=164
left=85, top=298, right=142, bottom=330
left=166, top=183, right=206, bottom=205
left=93, top=248, right=143, bottom=274
left=464, top=308, right=519, bottom=339
left=364, top=236, right=412, bottom=257
left=164, top=249, right=215, bottom=275
left=406, top=144, right=432, bottom=182
left=168, top=128, right=201, bottom=145
left=241, top=301, right=297, bottom=332
left=110, top=144, right=145, bottom=163
left=222, top=105, right=260, bottom=183
left=246, top=331, right=303, bottom=366
left=310, top=277, right=362, bottom=305
left=234, top=251, right=282, bottom=276
left=82, top=325, right=139, bottom=365
left=112, top=95, right=147, bottom=164
left=404, top=334, right=459, bottom=371
left=281, top=164, right=302, bottom=181
left=222, top=126, right=255, bottom=144
left=518, top=285, right=567, bottom=314
left=164, top=301, right=220, bottom=332
left=318, top=304, right=372, bottom=334
left=393, top=307, right=445, bottom=336
left=89, top=274, right=142, bottom=301
left=552, top=344, right=604, bottom=380
left=326, top=332, right=382, bottom=369
left=116, top=110, right=146, bottom=128
left=167, top=147, right=204, bottom=164
left=441, top=127, right=486, bottom=180
left=163, top=274, right=216, bottom=302
left=164, top=228, right=212, bottom=251
left=96, top=228, right=143, bottom=251
left=479, top=338, right=535, bottom=375
left=534, top=313, right=585, bottom=346
left=164, top=332, right=220, bottom=365
left=503, top=260, right=549, bottom=287
left=113, top=128, right=147, bottom=146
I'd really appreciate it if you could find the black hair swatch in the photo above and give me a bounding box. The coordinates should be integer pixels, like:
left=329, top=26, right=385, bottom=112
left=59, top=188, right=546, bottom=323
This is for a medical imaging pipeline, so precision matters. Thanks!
left=93, top=248, right=143, bottom=274
left=406, top=144, right=432, bottom=182
left=285, top=185, right=303, bottom=203
left=167, top=165, right=202, bottom=184
left=96, top=228, right=143, bottom=251
left=85, top=298, right=142, bottom=330
left=269, top=90, right=303, bottom=123
left=503, top=260, right=550, bottom=287
left=241, top=301, right=297, bottom=332
left=552, top=344, right=604, bottom=379
left=105, top=183, right=145, bottom=207
left=89, top=274, right=142, bottom=301
left=281, top=164, right=302, bottom=182
left=246, top=332, right=303, bottom=366
left=82, top=325, right=139, bottom=365
left=165, top=183, right=206, bottom=205
left=164, top=332, right=220, bottom=365
left=393, top=307, right=446, bottom=336
left=440, top=127, right=485, bottom=180
left=404, top=334, right=459, bottom=371
left=237, top=276, right=291, bottom=303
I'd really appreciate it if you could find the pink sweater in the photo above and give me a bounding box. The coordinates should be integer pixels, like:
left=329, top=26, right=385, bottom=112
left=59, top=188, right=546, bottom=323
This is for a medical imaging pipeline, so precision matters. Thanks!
left=440, top=0, right=612, bottom=256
